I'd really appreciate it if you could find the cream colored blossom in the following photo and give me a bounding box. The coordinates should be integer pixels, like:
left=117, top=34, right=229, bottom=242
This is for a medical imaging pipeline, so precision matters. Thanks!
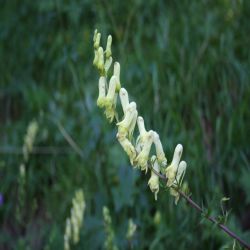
left=119, top=88, right=129, bottom=114
left=169, top=160, right=187, bottom=204
left=153, top=132, right=167, bottom=168
left=117, top=134, right=136, bottom=165
left=97, top=76, right=106, bottom=108
left=94, top=32, right=101, bottom=49
left=103, top=76, right=117, bottom=122
left=148, top=155, right=160, bottom=200
left=116, top=102, right=137, bottom=138
left=114, top=62, right=121, bottom=91
left=97, top=47, right=104, bottom=73
left=165, top=144, right=183, bottom=187
left=105, top=35, right=112, bottom=58
left=135, top=116, right=147, bottom=153
left=135, top=130, right=154, bottom=172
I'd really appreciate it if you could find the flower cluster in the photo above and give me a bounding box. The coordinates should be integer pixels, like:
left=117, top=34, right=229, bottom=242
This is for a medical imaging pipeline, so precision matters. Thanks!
left=64, top=189, right=86, bottom=250
left=93, top=30, right=187, bottom=202
left=103, top=206, right=119, bottom=250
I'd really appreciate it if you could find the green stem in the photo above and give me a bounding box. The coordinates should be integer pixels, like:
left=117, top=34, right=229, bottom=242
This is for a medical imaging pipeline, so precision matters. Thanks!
left=148, top=165, right=250, bottom=249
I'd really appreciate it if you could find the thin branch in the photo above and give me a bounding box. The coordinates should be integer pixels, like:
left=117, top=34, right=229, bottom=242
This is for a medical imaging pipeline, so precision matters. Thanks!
left=148, top=165, right=250, bottom=249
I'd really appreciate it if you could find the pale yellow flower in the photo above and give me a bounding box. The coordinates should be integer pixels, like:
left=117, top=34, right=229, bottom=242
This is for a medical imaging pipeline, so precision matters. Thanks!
left=116, top=102, right=137, bottom=138
left=148, top=155, right=160, bottom=200
left=119, top=87, right=129, bottom=114
left=135, top=130, right=154, bottom=172
left=94, top=32, right=101, bottom=49
left=169, top=161, right=187, bottom=204
left=114, top=62, right=121, bottom=91
left=97, top=76, right=106, bottom=108
left=116, top=135, right=136, bottom=165
left=97, top=47, right=104, bottom=73
left=153, top=132, right=167, bottom=168
left=105, top=35, right=112, bottom=58
left=165, top=144, right=183, bottom=187
left=103, top=76, right=117, bottom=122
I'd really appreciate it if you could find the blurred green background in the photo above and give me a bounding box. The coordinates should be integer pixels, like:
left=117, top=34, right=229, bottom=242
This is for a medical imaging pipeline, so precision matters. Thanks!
left=1, top=0, right=250, bottom=249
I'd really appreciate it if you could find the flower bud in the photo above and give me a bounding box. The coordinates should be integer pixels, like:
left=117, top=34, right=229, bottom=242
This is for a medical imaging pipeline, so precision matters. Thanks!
left=105, top=35, right=112, bottom=58
left=97, top=47, right=104, bottom=72
left=114, top=62, right=121, bottom=91
left=94, top=32, right=101, bottom=49
left=97, top=76, right=106, bottom=108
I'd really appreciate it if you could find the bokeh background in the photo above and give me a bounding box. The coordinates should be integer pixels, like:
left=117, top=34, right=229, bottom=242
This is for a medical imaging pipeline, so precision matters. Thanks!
left=1, top=0, right=250, bottom=249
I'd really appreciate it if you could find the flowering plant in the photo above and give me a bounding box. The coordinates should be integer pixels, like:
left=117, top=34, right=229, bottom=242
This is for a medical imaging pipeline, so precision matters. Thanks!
left=92, top=29, right=250, bottom=249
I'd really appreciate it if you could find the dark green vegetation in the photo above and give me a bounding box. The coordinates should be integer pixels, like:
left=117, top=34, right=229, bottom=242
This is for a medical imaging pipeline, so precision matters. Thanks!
left=1, top=0, right=250, bottom=249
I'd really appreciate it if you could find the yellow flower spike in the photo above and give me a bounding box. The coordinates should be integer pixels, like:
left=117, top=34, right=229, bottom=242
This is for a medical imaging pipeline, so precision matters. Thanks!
left=135, top=130, right=154, bottom=172
left=148, top=155, right=160, bottom=200
left=105, top=35, right=112, bottom=58
left=116, top=134, right=136, bottom=165
left=116, top=102, right=137, bottom=137
left=114, top=62, right=121, bottom=91
left=165, top=144, right=183, bottom=187
left=94, top=32, right=101, bottom=49
left=97, top=76, right=106, bottom=108
left=170, top=161, right=187, bottom=204
left=153, top=132, right=167, bottom=168
left=97, top=47, right=104, bottom=73
left=119, top=88, right=129, bottom=114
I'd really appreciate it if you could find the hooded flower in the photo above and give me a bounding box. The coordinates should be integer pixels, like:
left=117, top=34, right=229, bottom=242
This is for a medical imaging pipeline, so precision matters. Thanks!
left=148, top=155, right=160, bottom=200
left=105, top=35, right=112, bottom=58
left=103, top=76, right=117, bottom=122
left=135, top=130, right=154, bottom=172
left=116, top=101, right=137, bottom=138
left=97, top=76, right=107, bottom=108
left=169, top=161, right=187, bottom=204
left=114, top=62, right=121, bottom=91
left=119, top=87, right=129, bottom=114
left=116, top=134, right=136, bottom=165
left=153, top=131, right=167, bottom=169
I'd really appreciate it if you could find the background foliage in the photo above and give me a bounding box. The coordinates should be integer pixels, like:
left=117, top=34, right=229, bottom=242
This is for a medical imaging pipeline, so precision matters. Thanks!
left=1, top=0, right=250, bottom=249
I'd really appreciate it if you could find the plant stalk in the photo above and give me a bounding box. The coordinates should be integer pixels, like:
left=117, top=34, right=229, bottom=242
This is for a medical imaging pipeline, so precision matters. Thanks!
left=148, top=165, right=250, bottom=249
